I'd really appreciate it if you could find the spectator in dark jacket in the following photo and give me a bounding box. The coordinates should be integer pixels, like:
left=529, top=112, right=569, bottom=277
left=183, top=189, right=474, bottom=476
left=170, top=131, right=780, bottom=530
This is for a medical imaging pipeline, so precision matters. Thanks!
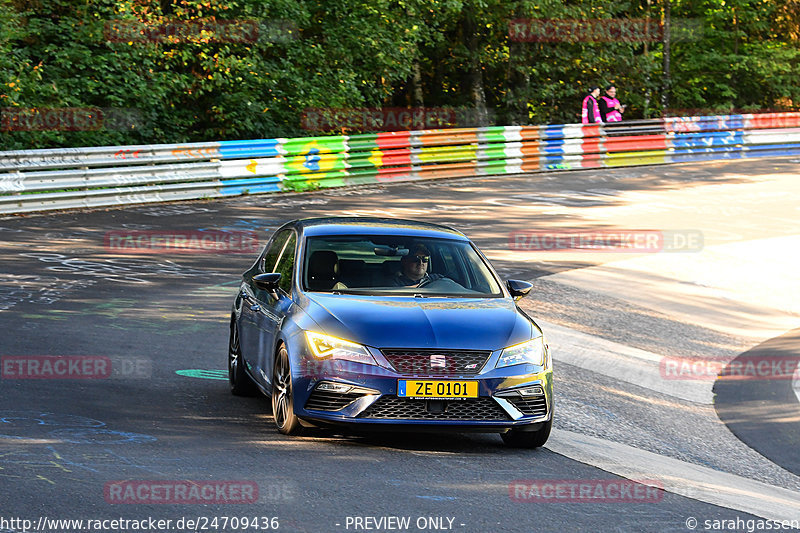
left=599, top=85, right=626, bottom=122
left=582, top=86, right=603, bottom=124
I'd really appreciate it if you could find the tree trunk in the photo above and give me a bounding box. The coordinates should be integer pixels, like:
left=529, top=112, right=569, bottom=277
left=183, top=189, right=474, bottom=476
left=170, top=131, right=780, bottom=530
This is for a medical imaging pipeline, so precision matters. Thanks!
left=506, top=32, right=530, bottom=124
left=642, top=0, right=651, bottom=117
left=411, top=61, right=424, bottom=108
left=461, top=5, right=490, bottom=126
left=660, top=0, right=671, bottom=113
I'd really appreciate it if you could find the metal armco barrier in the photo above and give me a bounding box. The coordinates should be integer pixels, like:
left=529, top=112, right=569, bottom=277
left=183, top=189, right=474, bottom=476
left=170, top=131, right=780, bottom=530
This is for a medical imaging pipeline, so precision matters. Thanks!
left=1, top=112, right=799, bottom=214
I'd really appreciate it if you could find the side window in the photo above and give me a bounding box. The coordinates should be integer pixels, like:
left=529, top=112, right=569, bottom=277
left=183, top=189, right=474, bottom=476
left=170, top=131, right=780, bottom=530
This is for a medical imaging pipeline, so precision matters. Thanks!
left=262, top=230, right=291, bottom=272
left=437, top=245, right=454, bottom=275
left=463, top=248, right=490, bottom=292
left=274, top=233, right=297, bottom=294
left=439, top=244, right=467, bottom=286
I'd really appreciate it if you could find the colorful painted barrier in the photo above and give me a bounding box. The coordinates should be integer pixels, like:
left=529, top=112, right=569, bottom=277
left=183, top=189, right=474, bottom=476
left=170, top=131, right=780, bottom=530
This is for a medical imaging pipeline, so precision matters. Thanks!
left=1, top=113, right=799, bottom=213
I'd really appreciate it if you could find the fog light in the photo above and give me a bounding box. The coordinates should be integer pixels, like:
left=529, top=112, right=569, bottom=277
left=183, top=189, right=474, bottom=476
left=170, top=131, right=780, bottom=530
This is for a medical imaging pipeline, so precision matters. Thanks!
left=316, top=381, right=353, bottom=393
left=518, top=386, right=544, bottom=397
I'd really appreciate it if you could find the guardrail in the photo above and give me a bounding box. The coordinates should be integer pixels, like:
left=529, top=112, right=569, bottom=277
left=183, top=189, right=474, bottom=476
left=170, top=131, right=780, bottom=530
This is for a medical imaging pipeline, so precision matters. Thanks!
left=1, top=112, right=799, bottom=214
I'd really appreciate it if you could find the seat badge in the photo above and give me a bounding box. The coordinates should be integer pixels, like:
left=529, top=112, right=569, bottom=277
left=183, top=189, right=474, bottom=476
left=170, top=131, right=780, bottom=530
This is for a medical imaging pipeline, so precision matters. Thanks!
left=430, top=354, right=447, bottom=369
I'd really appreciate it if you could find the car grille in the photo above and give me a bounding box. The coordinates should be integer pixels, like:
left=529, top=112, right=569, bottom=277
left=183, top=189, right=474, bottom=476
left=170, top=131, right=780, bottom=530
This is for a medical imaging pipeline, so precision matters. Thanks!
left=360, top=397, right=511, bottom=421
left=304, top=390, right=364, bottom=412
left=505, top=396, right=548, bottom=417
left=380, top=349, right=492, bottom=376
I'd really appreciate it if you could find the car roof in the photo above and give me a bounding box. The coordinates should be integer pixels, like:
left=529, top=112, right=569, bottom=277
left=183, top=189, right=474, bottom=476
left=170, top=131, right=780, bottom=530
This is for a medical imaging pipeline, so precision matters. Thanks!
left=289, top=217, right=468, bottom=240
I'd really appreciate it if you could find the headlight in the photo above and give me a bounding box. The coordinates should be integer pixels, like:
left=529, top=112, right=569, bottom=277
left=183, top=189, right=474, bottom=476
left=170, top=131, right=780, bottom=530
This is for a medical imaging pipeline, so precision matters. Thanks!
left=496, top=337, right=546, bottom=368
left=304, top=331, right=376, bottom=365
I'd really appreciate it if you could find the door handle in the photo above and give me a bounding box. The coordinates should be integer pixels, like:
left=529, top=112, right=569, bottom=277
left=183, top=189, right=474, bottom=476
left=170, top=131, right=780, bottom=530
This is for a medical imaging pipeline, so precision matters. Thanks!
left=250, top=304, right=261, bottom=312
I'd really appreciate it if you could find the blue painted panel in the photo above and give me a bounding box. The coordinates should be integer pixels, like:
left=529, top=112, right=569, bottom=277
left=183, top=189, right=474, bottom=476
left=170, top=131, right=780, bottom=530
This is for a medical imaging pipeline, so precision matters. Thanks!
left=541, top=126, right=566, bottom=140
left=218, top=139, right=282, bottom=159
left=541, top=140, right=566, bottom=154
left=671, top=131, right=744, bottom=149
left=220, top=175, right=282, bottom=195
left=220, top=183, right=282, bottom=196
left=744, top=145, right=800, bottom=157
left=670, top=149, right=744, bottom=163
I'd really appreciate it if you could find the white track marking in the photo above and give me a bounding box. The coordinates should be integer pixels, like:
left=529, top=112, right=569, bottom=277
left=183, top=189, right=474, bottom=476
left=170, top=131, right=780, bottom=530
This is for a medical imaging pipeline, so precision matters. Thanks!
left=794, top=365, right=800, bottom=405
left=547, top=428, right=800, bottom=522
left=540, top=319, right=714, bottom=404
left=544, top=236, right=800, bottom=346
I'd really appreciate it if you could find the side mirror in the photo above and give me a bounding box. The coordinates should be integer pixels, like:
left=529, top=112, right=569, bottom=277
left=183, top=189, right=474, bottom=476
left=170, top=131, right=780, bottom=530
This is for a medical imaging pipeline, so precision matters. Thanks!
left=507, top=279, right=533, bottom=300
left=253, top=272, right=281, bottom=292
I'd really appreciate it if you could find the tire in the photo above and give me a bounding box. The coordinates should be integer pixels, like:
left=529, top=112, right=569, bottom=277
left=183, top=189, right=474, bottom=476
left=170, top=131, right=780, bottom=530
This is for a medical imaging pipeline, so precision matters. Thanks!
left=501, top=419, right=552, bottom=448
left=228, top=318, right=257, bottom=396
left=271, top=345, right=303, bottom=435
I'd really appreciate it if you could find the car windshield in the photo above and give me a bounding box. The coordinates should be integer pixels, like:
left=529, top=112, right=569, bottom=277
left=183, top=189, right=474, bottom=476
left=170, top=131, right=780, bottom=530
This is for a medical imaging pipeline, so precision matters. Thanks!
left=302, top=235, right=503, bottom=297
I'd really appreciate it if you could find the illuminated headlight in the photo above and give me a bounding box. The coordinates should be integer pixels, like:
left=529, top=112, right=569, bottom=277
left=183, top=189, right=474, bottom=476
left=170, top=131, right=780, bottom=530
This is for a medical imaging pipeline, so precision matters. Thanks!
left=496, top=337, right=546, bottom=368
left=304, top=331, right=376, bottom=365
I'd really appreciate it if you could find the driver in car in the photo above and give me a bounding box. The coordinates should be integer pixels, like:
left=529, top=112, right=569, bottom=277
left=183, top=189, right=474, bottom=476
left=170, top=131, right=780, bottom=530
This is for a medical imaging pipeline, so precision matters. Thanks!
left=390, top=244, right=443, bottom=287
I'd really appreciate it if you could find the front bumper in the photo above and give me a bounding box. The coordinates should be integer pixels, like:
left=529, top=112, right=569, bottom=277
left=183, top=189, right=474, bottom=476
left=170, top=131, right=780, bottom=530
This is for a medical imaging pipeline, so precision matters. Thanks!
left=290, top=353, right=553, bottom=431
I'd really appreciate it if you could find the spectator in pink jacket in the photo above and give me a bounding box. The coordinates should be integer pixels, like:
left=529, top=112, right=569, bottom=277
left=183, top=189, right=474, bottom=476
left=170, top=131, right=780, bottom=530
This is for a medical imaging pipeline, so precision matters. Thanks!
left=582, top=86, right=603, bottom=124
left=599, top=85, right=626, bottom=122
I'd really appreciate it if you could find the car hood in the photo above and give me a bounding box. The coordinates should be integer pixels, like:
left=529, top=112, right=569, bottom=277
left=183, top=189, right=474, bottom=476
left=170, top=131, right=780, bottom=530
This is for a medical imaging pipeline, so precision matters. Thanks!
left=301, top=293, right=535, bottom=351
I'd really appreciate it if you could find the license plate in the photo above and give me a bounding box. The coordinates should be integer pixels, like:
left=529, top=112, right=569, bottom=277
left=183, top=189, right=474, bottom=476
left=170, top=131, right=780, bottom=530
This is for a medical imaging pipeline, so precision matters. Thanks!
left=398, top=380, right=479, bottom=399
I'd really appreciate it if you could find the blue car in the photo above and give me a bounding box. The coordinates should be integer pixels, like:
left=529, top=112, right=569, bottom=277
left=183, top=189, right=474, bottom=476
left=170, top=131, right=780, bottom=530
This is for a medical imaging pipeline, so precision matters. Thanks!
left=228, top=217, right=553, bottom=447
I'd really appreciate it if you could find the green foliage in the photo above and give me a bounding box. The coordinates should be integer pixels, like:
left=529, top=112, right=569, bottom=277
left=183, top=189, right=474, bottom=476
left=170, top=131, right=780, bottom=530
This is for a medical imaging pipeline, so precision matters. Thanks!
left=0, top=0, right=797, bottom=150
left=668, top=0, right=800, bottom=114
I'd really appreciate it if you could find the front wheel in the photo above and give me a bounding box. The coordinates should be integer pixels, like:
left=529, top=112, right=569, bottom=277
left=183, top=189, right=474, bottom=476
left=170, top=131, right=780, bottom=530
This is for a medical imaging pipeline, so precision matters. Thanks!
left=271, top=345, right=303, bottom=435
left=501, top=419, right=552, bottom=448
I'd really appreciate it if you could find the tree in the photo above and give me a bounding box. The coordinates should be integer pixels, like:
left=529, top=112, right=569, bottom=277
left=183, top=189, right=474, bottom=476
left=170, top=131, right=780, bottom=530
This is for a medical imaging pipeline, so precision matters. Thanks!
left=1, top=0, right=797, bottom=150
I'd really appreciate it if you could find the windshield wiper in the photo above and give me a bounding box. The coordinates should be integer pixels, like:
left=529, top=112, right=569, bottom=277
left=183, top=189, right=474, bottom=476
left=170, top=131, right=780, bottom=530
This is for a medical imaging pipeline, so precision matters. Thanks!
left=323, top=288, right=379, bottom=295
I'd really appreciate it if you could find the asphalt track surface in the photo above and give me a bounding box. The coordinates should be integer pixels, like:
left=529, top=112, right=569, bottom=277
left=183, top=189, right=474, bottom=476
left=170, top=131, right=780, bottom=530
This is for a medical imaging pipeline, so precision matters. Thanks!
left=1, top=158, right=799, bottom=533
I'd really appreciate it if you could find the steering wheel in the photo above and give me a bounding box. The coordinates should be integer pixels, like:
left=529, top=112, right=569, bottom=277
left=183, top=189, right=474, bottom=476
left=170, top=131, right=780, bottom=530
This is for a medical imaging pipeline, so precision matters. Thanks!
left=416, top=274, right=448, bottom=288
